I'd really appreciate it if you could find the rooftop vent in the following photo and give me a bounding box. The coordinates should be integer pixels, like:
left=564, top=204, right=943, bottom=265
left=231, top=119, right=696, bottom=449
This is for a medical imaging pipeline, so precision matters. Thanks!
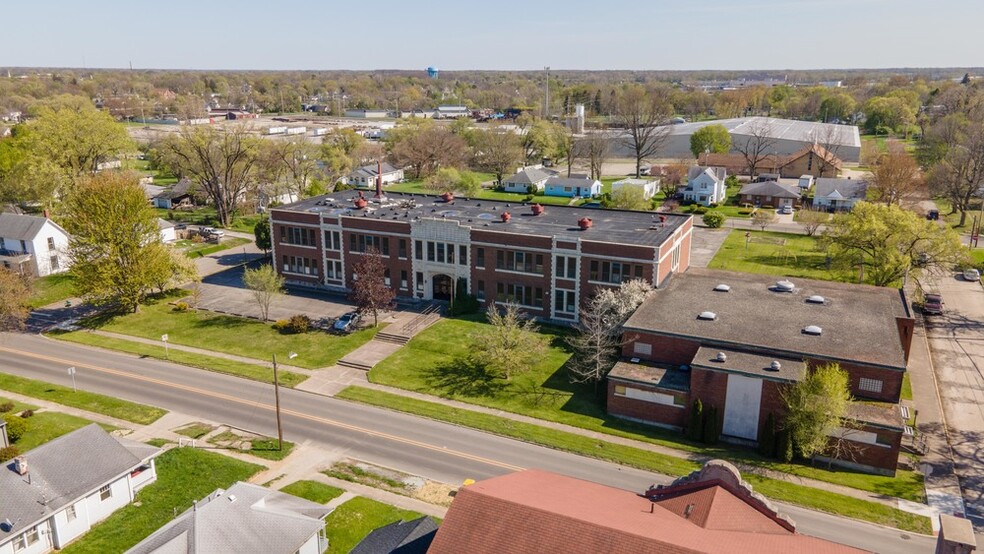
left=13, top=456, right=27, bottom=475
left=802, top=325, right=823, bottom=336
left=769, top=360, right=782, bottom=371
left=715, top=352, right=727, bottom=362
left=228, top=494, right=237, bottom=503
left=775, top=280, right=795, bottom=292
left=713, top=284, right=731, bottom=292
left=806, top=295, right=826, bottom=304
left=698, top=311, right=717, bottom=321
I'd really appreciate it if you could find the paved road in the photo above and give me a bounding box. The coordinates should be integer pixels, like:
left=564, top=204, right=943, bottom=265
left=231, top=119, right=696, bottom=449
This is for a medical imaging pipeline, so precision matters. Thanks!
left=924, top=272, right=984, bottom=525
left=0, top=334, right=933, bottom=553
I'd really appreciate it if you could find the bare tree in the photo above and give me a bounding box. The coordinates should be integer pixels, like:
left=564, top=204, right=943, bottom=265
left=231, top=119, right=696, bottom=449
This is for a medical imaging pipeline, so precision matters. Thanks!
left=926, top=123, right=984, bottom=227
left=655, top=162, right=689, bottom=198
left=0, top=269, right=31, bottom=332
left=868, top=144, right=923, bottom=206
left=471, top=126, right=523, bottom=185
left=261, top=137, right=320, bottom=201
left=810, top=126, right=845, bottom=178
left=158, top=125, right=262, bottom=227
left=576, top=132, right=611, bottom=180
left=471, top=303, right=546, bottom=381
left=733, top=121, right=777, bottom=179
left=388, top=124, right=468, bottom=179
left=752, top=209, right=779, bottom=231
left=349, top=247, right=395, bottom=327
left=797, top=207, right=828, bottom=236
left=615, top=85, right=674, bottom=178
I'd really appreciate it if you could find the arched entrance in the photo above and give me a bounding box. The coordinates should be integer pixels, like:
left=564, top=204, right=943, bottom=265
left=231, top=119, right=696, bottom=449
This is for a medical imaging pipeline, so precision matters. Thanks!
left=432, top=274, right=453, bottom=301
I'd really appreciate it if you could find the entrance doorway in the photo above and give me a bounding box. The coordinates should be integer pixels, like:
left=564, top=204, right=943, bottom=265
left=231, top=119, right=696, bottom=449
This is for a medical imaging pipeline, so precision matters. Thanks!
left=432, top=274, right=452, bottom=301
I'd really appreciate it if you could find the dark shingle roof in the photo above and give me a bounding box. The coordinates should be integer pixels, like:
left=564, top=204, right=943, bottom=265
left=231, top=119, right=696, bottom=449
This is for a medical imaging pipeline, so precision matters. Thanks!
left=738, top=181, right=800, bottom=199
left=350, top=516, right=438, bottom=554
left=0, top=213, right=48, bottom=241
left=815, top=178, right=868, bottom=200
left=624, top=268, right=911, bottom=369
left=153, top=179, right=194, bottom=200
left=0, top=425, right=159, bottom=542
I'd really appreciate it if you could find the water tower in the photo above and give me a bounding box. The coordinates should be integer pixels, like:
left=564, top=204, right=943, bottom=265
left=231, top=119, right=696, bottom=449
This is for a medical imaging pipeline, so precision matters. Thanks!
left=426, top=66, right=439, bottom=79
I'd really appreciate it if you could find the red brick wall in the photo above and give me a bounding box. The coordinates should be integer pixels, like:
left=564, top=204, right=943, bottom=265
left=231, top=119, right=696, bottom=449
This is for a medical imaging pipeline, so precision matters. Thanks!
left=809, top=360, right=903, bottom=403
left=607, top=379, right=687, bottom=429
left=621, top=332, right=700, bottom=365
left=688, top=368, right=728, bottom=424
left=895, top=316, right=914, bottom=362
left=824, top=424, right=901, bottom=474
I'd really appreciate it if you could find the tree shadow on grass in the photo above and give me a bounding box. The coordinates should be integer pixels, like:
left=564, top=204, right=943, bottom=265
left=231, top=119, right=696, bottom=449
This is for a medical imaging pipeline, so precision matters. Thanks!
left=423, top=356, right=508, bottom=398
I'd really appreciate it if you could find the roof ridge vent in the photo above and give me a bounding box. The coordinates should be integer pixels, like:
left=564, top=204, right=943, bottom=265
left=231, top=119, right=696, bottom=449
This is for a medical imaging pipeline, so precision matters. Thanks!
left=713, top=284, right=731, bottom=292
left=806, top=295, right=826, bottom=304
left=802, top=325, right=822, bottom=336
left=698, top=311, right=717, bottom=321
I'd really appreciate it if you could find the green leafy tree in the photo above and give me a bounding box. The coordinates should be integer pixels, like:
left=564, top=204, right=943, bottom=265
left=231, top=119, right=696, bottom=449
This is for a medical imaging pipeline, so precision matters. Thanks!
left=64, top=172, right=166, bottom=312
left=689, top=124, right=731, bottom=158
left=243, top=264, right=284, bottom=321
left=473, top=303, right=547, bottom=381
left=424, top=168, right=481, bottom=196
left=687, top=399, right=704, bottom=442
left=702, top=212, right=726, bottom=228
left=819, top=93, right=857, bottom=122
left=349, top=247, right=395, bottom=327
left=0, top=268, right=31, bottom=331
left=254, top=219, right=272, bottom=254
left=702, top=405, right=720, bottom=445
left=3, top=414, right=27, bottom=442
left=759, top=412, right=777, bottom=458
left=145, top=245, right=199, bottom=295
left=782, top=363, right=851, bottom=461
left=609, top=185, right=650, bottom=211
left=863, top=96, right=916, bottom=135
left=822, top=202, right=967, bottom=286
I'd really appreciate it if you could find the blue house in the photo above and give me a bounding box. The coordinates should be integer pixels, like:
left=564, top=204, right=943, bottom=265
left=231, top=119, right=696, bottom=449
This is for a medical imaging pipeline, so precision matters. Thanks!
left=544, top=176, right=601, bottom=198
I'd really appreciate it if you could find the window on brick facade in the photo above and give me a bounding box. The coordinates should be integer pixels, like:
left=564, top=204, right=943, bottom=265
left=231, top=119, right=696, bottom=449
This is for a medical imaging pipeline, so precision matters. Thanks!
left=459, top=245, right=468, bottom=265
left=633, top=342, right=652, bottom=356
left=555, top=256, right=576, bottom=279
left=384, top=269, right=391, bottom=286
left=476, top=280, right=485, bottom=300
left=324, top=230, right=341, bottom=250
left=671, top=244, right=681, bottom=270
left=495, top=283, right=542, bottom=307
left=495, top=250, right=543, bottom=275
left=326, top=261, right=343, bottom=280
left=476, top=248, right=485, bottom=267
left=415, top=272, right=424, bottom=291
left=352, top=234, right=389, bottom=255
left=859, top=377, right=883, bottom=394
left=400, top=270, right=408, bottom=289
left=875, top=433, right=892, bottom=446
left=614, top=385, right=626, bottom=396
left=554, top=289, right=576, bottom=314
left=284, top=226, right=315, bottom=246
left=589, top=260, right=640, bottom=284
left=398, top=239, right=407, bottom=258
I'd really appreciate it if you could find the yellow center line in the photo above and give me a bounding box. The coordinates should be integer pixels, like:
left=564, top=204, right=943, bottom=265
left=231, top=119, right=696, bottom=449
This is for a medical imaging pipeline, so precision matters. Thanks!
left=0, top=345, right=525, bottom=472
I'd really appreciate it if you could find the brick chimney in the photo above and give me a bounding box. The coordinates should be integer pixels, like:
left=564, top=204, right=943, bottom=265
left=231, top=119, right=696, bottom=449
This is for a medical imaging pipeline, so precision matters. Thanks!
left=13, top=456, right=28, bottom=476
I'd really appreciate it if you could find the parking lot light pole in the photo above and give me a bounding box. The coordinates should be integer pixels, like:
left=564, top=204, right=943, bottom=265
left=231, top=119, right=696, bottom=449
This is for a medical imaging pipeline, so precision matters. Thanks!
left=271, top=351, right=298, bottom=450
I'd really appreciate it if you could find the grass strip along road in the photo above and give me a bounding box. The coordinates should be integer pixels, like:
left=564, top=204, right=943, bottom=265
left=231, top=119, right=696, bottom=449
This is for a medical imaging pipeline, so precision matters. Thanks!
left=336, top=386, right=931, bottom=535
left=0, top=371, right=165, bottom=424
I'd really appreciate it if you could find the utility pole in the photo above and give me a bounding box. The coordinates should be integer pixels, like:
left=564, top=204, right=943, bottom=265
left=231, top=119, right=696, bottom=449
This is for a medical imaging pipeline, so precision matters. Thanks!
left=271, top=352, right=297, bottom=450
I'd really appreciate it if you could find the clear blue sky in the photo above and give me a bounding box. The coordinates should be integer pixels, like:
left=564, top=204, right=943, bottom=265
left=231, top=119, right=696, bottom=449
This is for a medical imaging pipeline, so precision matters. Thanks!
left=4, top=0, right=982, bottom=70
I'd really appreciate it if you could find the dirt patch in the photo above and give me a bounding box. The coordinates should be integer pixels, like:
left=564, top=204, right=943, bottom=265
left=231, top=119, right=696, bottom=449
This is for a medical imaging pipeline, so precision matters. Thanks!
left=323, top=458, right=455, bottom=507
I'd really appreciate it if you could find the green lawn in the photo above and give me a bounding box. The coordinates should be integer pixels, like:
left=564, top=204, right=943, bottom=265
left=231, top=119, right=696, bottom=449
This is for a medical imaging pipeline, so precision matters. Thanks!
left=207, top=429, right=295, bottom=461
left=901, top=372, right=913, bottom=402
left=29, top=273, right=76, bottom=309
left=61, top=447, right=263, bottom=554
left=0, top=372, right=165, bottom=424
left=49, top=330, right=307, bottom=387
left=229, top=214, right=264, bottom=233
left=280, top=480, right=345, bottom=504
left=173, top=422, right=215, bottom=439
left=366, top=316, right=924, bottom=503
left=2, top=397, right=109, bottom=451
left=325, top=497, right=432, bottom=554
left=177, top=236, right=251, bottom=258
left=79, top=294, right=381, bottom=370
left=707, top=230, right=854, bottom=282
left=337, top=386, right=929, bottom=534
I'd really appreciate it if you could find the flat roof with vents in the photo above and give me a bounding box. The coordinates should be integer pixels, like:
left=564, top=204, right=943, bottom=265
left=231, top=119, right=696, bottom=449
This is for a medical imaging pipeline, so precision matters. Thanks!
left=691, top=347, right=806, bottom=382
left=624, top=268, right=911, bottom=370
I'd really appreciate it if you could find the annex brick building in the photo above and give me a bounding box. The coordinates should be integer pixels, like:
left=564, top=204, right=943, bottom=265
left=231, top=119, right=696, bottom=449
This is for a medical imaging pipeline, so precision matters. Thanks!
left=269, top=191, right=693, bottom=323
left=608, top=268, right=914, bottom=475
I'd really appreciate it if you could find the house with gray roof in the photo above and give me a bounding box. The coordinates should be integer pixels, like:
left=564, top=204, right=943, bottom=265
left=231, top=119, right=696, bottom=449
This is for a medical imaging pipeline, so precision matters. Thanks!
left=152, top=179, right=197, bottom=210
left=738, top=180, right=801, bottom=209
left=683, top=166, right=727, bottom=206
left=0, top=424, right=160, bottom=554
left=0, top=213, right=71, bottom=278
left=544, top=175, right=601, bottom=198
left=813, top=177, right=868, bottom=211
left=501, top=166, right=552, bottom=193
left=126, top=481, right=331, bottom=554
left=351, top=516, right=437, bottom=554
left=347, top=163, right=404, bottom=188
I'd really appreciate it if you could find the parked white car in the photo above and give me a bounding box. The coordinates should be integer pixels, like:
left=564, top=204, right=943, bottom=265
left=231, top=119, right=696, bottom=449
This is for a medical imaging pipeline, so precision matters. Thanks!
left=963, top=268, right=981, bottom=282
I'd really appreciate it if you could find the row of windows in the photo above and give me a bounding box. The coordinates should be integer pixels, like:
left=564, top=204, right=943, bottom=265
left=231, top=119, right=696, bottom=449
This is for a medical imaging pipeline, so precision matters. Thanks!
left=350, top=233, right=390, bottom=256
left=282, top=255, right=319, bottom=276
left=415, top=240, right=467, bottom=265
left=496, top=250, right=544, bottom=275
left=496, top=283, right=544, bottom=307
left=280, top=226, right=317, bottom=246
left=555, top=256, right=577, bottom=279
left=589, top=260, right=644, bottom=284
left=324, top=230, right=342, bottom=250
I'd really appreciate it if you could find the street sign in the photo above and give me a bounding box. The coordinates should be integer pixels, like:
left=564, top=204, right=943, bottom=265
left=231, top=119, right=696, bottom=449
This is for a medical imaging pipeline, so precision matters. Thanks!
left=161, top=334, right=169, bottom=359
left=67, top=366, right=77, bottom=392
left=161, top=334, right=168, bottom=342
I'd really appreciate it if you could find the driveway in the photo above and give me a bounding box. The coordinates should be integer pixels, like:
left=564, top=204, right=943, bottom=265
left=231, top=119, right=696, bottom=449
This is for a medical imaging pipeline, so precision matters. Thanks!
left=923, top=272, right=984, bottom=525
left=689, top=227, right=730, bottom=268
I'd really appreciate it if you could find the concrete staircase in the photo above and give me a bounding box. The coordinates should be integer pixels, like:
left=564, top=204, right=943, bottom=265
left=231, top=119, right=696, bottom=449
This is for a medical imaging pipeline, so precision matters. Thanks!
left=336, top=357, right=376, bottom=371
left=334, top=305, right=443, bottom=371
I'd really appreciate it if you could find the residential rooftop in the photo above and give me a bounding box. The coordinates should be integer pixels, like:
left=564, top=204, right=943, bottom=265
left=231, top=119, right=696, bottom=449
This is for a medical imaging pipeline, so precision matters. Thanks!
left=277, top=191, right=691, bottom=248
left=624, top=268, right=911, bottom=370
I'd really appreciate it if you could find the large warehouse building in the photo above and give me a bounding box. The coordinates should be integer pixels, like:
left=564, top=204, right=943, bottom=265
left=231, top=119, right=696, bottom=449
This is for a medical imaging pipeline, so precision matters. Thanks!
left=607, top=116, right=861, bottom=163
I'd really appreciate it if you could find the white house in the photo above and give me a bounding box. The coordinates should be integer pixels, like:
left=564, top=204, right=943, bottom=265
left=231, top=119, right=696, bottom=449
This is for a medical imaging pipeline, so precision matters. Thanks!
left=0, top=425, right=160, bottom=554
left=682, top=166, right=728, bottom=206
left=798, top=174, right=815, bottom=191
left=813, top=178, right=868, bottom=211
left=544, top=176, right=601, bottom=198
left=611, top=178, right=660, bottom=199
left=126, top=481, right=331, bottom=554
left=0, top=213, right=71, bottom=277
left=502, top=167, right=551, bottom=193
left=434, top=106, right=471, bottom=119
left=157, top=219, right=177, bottom=243
left=347, top=163, right=404, bottom=188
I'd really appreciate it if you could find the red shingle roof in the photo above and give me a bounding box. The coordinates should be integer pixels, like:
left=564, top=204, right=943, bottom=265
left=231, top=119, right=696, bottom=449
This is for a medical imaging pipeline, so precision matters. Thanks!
left=427, top=469, right=868, bottom=554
